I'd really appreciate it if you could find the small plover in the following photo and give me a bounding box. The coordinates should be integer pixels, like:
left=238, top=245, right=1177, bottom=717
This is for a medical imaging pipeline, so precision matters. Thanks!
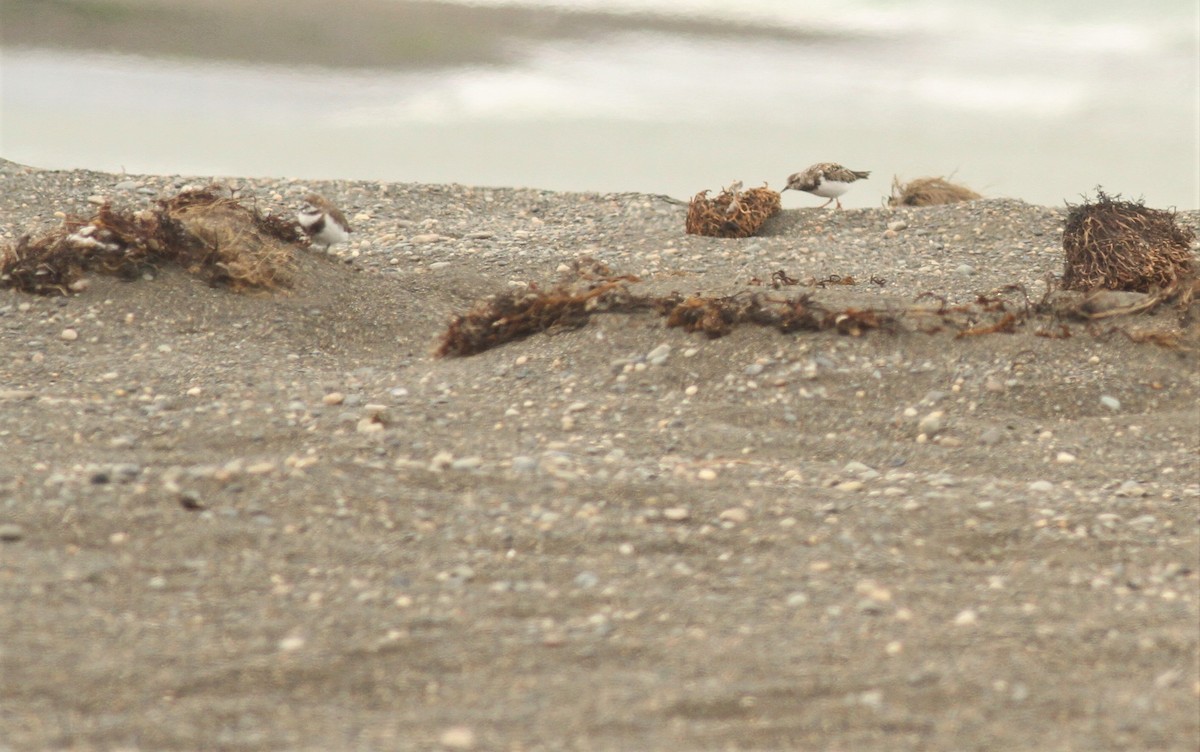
left=782, top=163, right=871, bottom=209
left=297, top=193, right=352, bottom=251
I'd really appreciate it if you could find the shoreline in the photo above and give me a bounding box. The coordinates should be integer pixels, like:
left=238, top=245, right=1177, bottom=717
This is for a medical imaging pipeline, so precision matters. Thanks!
left=0, top=0, right=842, bottom=72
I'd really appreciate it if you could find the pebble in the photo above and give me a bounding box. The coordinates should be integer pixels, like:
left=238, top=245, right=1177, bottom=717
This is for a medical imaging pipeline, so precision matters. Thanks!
left=718, top=507, right=748, bottom=523
left=917, top=410, right=945, bottom=436
left=953, top=609, right=979, bottom=626
left=450, top=456, right=483, bottom=471
left=60, top=328, right=79, bottom=341
left=663, top=507, right=690, bottom=522
left=1100, top=395, right=1121, bottom=411
left=1028, top=480, right=1055, bottom=493
left=0, top=523, right=25, bottom=542
left=979, top=427, right=1004, bottom=446
left=785, top=592, right=809, bottom=607
left=439, top=726, right=477, bottom=750
left=646, top=343, right=671, bottom=366
left=409, top=233, right=443, bottom=244
left=574, top=571, right=599, bottom=589
left=1115, top=480, right=1148, bottom=498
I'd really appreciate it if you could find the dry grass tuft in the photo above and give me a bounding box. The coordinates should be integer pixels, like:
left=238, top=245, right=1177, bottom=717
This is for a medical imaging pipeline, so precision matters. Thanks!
left=0, top=186, right=303, bottom=295
left=1061, top=190, right=1195, bottom=294
left=686, top=184, right=781, bottom=238
left=888, top=176, right=981, bottom=207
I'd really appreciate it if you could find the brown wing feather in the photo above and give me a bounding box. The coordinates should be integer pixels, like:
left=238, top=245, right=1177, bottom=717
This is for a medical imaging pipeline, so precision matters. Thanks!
left=304, top=193, right=352, bottom=232
left=821, top=164, right=871, bottom=183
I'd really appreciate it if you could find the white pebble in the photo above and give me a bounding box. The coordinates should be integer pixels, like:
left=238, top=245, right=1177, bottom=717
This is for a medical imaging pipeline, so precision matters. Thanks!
left=917, top=410, right=945, bottom=436
left=953, top=609, right=978, bottom=626
left=646, top=343, right=672, bottom=365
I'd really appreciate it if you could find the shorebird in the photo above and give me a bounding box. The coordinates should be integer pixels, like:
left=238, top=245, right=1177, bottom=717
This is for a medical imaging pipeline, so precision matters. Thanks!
left=782, top=163, right=871, bottom=209
left=297, top=193, right=352, bottom=251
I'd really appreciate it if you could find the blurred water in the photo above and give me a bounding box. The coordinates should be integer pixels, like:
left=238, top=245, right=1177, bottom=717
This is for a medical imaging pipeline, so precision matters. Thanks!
left=1, top=0, right=1196, bottom=207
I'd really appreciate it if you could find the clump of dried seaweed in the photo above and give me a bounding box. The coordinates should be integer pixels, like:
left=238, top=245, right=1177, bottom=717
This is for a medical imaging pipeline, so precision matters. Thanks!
left=1061, top=189, right=1195, bottom=295
left=0, top=186, right=302, bottom=295
left=686, top=183, right=781, bottom=238
left=435, top=277, right=645, bottom=358
left=888, top=176, right=982, bottom=207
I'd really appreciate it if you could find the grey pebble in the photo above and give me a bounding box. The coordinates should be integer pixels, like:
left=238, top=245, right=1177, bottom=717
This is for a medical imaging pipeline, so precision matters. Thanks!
left=646, top=343, right=671, bottom=366
left=0, top=523, right=25, bottom=542
left=574, top=571, right=599, bottom=589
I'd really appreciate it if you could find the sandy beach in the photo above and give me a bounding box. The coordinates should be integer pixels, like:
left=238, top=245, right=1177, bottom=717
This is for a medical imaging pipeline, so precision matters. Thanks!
left=0, top=158, right=1197, bottom=749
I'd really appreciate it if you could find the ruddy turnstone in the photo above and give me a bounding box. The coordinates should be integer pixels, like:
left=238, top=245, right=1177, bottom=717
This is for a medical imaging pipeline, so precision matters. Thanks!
left=297, top=193, right=352, bottom=251
left=782, top=163, right=871, bottom=209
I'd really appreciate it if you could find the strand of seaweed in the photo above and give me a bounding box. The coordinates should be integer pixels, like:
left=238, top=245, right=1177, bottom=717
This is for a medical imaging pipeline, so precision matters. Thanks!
left=435, top=267, right=1195, bottom=358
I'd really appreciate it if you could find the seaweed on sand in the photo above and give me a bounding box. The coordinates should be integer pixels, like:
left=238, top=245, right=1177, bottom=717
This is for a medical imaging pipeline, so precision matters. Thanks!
left=0, top=186, right=303, bottom=295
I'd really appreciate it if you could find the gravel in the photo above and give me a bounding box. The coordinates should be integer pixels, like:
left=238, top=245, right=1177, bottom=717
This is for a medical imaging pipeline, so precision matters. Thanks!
left=1, top=158, right=1197, bottom=751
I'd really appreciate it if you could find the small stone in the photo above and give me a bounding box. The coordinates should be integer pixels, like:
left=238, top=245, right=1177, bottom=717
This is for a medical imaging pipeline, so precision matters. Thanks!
left=887, top=220, right=908, bottom=232
left=1028, top=480, right=1054, bottom=493
left=842, top=461, right=874, bottom=476
left=278, top=634, right=306, bottom=652
left=409, top=233, right=442, bottom=244
left=979, top=427, right=1004, bottom=446
left=663, top=507, right=690, bottom=522
left=718, top=507, right=748, bottom=523
left=511, top=456, right=538, bottom=473
left=953, top=609, right=978, bottom=626
left=917, top=410, right=945, bottom=436
left=1100, top=395, right=1121, bottom=411
left=1055, top=451, right=1077, bottom=464
left=439, top=727, right=477, bottom=750
left=60, top=328, right=79, bottom=341
left=646, top=343, right=671, bottom=366
left=696, top=468, right=717, bottom=481
left=955, top=264, right=975, bottom=277
left=1115, top=480, right=1148, bottom=498
left=356, top=417, right=384, bottom=433
left=573, top=571, right=599, bottom=589
left=785, top=592, right=809, bottom=607
left=322, top=392, right=345, bottom=405
left=0, top=523, right=25, bottom=542
left=450, top=456, right=483, bottom=471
